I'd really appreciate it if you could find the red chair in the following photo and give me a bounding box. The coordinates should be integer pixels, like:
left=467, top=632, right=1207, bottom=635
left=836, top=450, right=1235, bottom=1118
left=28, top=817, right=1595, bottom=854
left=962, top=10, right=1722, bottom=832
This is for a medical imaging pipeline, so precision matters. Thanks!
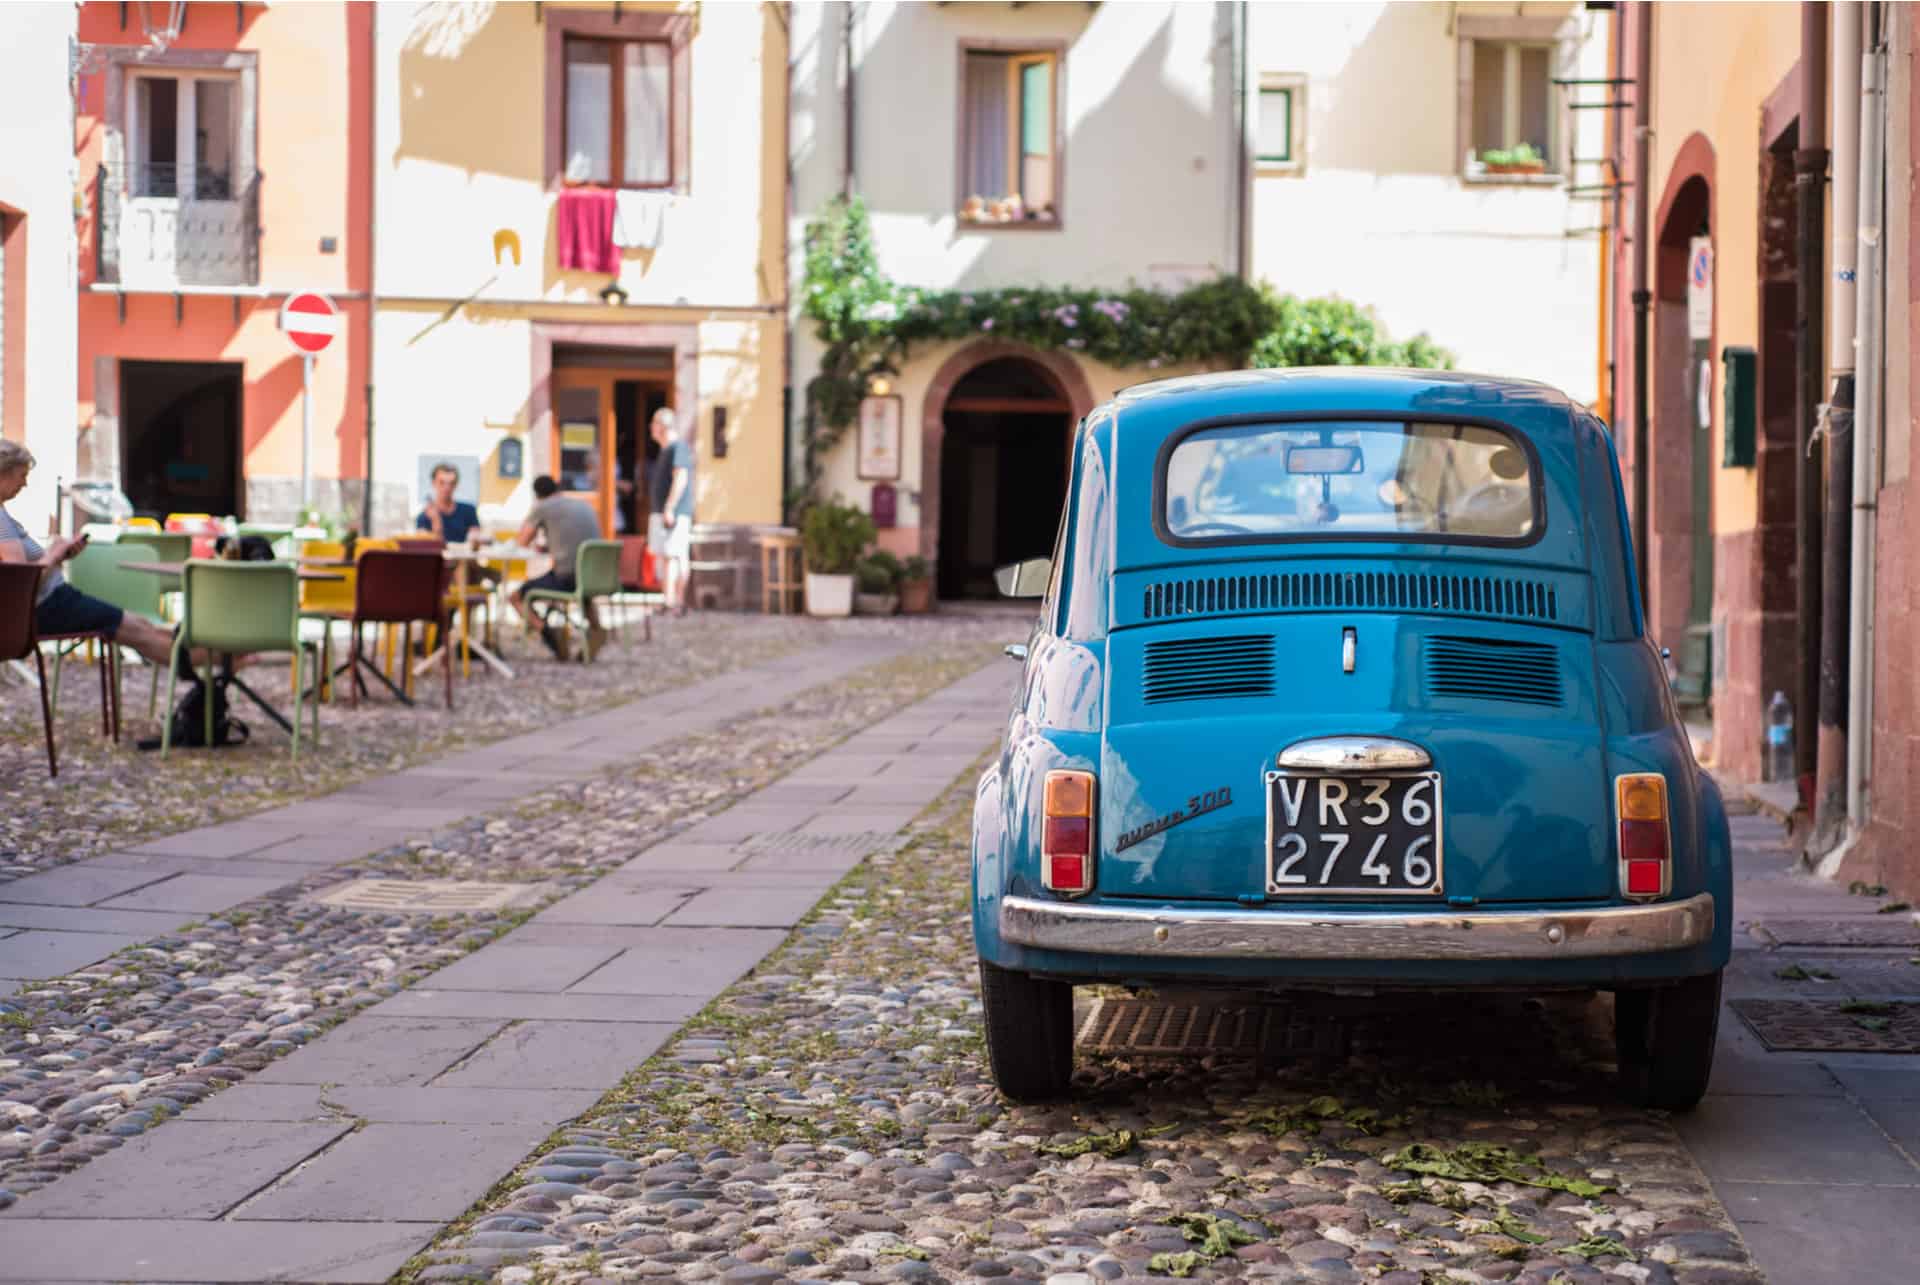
left=0, top=563, right=120, bottom=776
left=344, top=550, right=453, bottom=710
left=616, top=536, right=661, bottom=643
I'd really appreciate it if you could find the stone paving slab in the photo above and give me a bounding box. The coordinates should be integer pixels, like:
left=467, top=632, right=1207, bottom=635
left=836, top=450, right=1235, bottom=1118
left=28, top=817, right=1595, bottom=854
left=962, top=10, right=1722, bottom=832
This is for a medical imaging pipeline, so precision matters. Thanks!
left=184, top=1083, right=601, bottom=1126
left=432, top=1019, right=678, bottom=1090
left=1679, top=1094, right=1920, bottom=1185
left=252, top=1017, right=507, bottom=1087
left=0, top=903, right=189, bottom=935
left=95, top=873, right=295, bottom=915
left=0, top=863, right=176, bottom=907
left=1714, top=1181, right=1920, bottom=1285
left=796, top=807, right=924, bottom=836
left=562, top=928, right=789, bottom=995
left=119, top=820, right=312, bottom=858
left=421, top=942, right=628, bottom=993
left=1828, top=1063, right=1920, bottom=1099
left=0, top=1218, right=433, bottom=1283
left=0, top=929, right=146, bottom=979
left=534, top=883, right=700, bottom=926
left=368, top=988, right=706, bottom=1023
left=661, top=884, right=838, bottom=928
left=10, top=1120, right=350, bottom=1219
left=236, top=1122, right=553, bottom=1222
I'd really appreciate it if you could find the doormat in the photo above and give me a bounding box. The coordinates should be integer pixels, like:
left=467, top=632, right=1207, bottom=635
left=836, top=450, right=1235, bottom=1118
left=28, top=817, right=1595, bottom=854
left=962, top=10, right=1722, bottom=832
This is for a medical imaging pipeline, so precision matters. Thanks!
left=1075, top=995, right=1343, bottom=1062
left=309, top=877, right=550, bottom=915
left=1731, top=998, right=1920, bottom=1053
left=1749, top=918, right=1920, bottom=948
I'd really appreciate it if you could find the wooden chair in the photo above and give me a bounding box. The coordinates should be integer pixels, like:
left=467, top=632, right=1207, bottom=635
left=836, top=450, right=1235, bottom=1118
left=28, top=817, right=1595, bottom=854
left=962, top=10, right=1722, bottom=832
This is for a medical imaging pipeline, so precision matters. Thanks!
left=0, top=563, right=120, bottom=776
left=758, top=531, right=803, bottom=614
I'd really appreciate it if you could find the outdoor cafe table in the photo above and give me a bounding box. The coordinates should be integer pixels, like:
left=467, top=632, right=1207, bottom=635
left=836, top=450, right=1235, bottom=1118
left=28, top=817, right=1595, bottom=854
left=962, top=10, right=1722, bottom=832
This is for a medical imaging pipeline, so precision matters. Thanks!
left=411, top=545, right=521, bottom=682
left=123, top=559, right=346, bottom=738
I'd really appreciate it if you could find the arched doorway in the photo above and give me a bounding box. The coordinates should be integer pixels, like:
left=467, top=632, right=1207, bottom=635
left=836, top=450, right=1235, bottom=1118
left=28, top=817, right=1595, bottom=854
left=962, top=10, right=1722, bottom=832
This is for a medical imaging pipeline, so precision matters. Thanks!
left=1652, top=141, right=1714, bottom=713
left=920, top=343, right=1094, bottom=600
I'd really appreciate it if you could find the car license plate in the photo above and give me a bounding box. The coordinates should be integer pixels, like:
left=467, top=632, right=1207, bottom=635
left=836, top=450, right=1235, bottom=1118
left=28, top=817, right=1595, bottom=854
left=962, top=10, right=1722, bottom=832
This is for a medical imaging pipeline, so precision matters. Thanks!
left=1265, top=771, right=1443, bottom=896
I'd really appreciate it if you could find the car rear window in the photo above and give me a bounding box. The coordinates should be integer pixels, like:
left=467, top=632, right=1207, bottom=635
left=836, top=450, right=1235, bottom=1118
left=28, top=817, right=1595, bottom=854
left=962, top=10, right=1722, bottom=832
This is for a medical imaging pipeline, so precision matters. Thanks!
left=1162, top=420, right=1539, bottom=544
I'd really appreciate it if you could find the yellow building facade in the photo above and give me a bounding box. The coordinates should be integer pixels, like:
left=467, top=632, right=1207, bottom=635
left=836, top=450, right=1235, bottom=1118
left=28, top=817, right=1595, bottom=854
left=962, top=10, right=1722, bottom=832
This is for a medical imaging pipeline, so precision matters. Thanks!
left=371, top=1, right=787, bottom=585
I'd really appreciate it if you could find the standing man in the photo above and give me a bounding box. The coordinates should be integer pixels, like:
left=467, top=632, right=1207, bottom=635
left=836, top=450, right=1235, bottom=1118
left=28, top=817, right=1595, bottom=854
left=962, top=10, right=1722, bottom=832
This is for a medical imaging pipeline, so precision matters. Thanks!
left=418, top=462, right=483, bottom=545
left=511, top=475, right=604, bottom=659
left=648, top=407, right=695, bottom=616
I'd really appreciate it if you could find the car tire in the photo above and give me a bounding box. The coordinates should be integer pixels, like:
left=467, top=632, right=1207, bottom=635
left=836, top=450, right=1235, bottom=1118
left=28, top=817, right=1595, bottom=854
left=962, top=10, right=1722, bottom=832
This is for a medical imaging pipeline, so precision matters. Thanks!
left=1614, top=969, right=1722, bottom=1111
left=979, top=959, right=1074, bottom=1102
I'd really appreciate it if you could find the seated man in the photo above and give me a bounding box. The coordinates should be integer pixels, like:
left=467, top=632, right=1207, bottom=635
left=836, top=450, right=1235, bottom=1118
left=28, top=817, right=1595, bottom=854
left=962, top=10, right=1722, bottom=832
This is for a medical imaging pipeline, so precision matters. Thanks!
left=509, top=475, right=604, bottom=660
left=417, top=461, right=483, bottom=544
left=0, top=441, right=179, bottom=669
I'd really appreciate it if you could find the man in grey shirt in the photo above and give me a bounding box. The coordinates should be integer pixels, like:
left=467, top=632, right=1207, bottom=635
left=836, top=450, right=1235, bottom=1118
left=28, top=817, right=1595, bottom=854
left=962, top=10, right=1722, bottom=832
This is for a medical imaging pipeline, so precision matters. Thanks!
left=510, top=474, right=603, bottom=659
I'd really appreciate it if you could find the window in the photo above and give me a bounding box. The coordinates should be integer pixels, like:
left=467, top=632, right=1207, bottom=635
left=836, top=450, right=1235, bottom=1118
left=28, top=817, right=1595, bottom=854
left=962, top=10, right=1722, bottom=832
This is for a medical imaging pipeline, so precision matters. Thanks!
left=959, top=48, right=1059, bottom=225
left=129, top=72, right=242, bottom=199
left=1467, top=40, right=1557, bottom=174
left=1256, top=73, right=1306, bottom=171
left=563, top=36, right=672, bottom=187
left=1162, top=421, right=1539, bottom=545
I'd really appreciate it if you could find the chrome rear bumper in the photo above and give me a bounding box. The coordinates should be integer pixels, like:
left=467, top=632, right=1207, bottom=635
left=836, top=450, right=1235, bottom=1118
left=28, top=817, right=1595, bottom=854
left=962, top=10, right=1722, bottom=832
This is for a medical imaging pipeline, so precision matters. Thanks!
left=999, top=892, right=1715, bottom=961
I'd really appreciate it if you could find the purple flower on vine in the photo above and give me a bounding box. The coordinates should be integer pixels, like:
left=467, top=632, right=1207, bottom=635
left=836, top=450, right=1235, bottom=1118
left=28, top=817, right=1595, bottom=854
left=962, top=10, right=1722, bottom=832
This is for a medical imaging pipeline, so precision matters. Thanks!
left=981, top=318, right=995, bottom=330
left=1093, top=299, right=1130, bottom=324
left=1052, top=304, right=1080, bottom=328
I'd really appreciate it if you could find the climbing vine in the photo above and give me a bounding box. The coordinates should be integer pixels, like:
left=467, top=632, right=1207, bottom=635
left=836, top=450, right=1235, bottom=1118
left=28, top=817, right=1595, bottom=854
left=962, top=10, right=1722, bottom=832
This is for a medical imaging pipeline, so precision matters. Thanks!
left=800, top=197, right=1454, bottom=469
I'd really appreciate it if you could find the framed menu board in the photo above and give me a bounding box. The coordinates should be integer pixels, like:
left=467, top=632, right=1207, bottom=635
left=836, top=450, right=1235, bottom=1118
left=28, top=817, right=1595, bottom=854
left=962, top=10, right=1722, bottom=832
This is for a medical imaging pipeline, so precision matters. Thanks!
left=857, top=395, right=903, bottom=481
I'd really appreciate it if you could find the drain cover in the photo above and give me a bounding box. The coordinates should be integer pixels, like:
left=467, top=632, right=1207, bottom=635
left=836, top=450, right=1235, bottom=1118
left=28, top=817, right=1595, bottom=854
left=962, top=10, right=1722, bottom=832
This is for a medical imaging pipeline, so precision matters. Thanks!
left=735, top=831, right=898, bottom=857
left=310, top=878, right=548, bottom=915
left=1075, top=996, right=1341, bottom=1061
left=1731, top=998, right=1920, bottom=1053
left=1750, top=918, right=1920, bottom=948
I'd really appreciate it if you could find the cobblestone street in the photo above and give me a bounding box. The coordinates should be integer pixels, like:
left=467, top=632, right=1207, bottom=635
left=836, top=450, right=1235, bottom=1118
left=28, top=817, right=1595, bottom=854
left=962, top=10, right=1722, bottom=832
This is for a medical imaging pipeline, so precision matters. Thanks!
left=1, top=617, right=1916, bottom=1284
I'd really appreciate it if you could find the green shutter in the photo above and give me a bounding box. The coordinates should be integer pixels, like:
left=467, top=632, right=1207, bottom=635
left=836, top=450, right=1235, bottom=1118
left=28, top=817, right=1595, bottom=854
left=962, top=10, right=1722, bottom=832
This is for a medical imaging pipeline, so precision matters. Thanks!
left=1021, top=61, right=1050, bottom=156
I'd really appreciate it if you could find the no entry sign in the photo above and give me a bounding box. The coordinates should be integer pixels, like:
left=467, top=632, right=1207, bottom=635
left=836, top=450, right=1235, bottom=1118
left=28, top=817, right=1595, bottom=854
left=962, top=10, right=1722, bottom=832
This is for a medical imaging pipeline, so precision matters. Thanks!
left=279, top=291, right=339, bottom=356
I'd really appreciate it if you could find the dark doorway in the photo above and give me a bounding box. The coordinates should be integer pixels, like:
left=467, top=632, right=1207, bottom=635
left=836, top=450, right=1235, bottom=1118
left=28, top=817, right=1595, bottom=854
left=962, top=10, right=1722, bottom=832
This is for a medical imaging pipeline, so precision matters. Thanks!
left=120, top=360, right=243, bottom=519
left=936, top=357, right=1071, bottom=599
left=613, top=379, right=668, bottom=536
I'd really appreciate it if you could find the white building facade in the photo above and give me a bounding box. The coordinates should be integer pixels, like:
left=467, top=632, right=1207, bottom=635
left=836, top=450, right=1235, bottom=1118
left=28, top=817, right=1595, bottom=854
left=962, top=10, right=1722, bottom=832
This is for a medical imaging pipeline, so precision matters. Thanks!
left=0, top=3, right=81, bottom=532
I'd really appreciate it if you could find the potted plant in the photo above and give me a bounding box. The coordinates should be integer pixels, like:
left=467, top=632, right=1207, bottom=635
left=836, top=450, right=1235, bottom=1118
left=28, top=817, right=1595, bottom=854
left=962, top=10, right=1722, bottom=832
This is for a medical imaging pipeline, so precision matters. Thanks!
left=854, top=551, right=901, bottom=616
left=898, top=555, right=934, bottom=614
left=1480, top=143, right=1546, bottom=176
left=800, top=498, right=876, bottom=618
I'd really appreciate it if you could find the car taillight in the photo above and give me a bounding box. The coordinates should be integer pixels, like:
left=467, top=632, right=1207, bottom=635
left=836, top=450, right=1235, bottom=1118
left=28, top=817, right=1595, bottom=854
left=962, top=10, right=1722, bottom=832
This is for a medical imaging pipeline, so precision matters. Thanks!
left=1042, top=769, right=1095, bottom=896
left=1616, top=773, right=1670, bottom=899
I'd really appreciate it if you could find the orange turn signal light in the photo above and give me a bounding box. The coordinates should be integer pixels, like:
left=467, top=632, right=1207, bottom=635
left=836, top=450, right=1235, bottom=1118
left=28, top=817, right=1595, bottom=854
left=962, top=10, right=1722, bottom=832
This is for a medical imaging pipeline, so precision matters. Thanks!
left=1045, top=770, right=1094, bottom=819
left=1617, top=773, right=1668, bottom=822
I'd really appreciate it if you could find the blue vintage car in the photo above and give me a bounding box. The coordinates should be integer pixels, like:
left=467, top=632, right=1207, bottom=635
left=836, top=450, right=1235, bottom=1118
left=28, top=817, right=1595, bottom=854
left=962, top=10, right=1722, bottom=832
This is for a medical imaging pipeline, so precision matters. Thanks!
left=973, top=368, right=1730, bottom=1109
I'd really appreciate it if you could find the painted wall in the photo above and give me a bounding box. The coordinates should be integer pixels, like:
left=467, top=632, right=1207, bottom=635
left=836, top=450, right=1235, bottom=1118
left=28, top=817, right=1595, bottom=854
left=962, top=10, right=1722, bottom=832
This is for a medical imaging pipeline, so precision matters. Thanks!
left=72, top=1, right=370, bottom=519
left=372, top=1, right=786, bottom=526
left=0, top=3, right=79, bottom=532
left=1246, top=2, right=1607, bottom=404
left=790, top=0, right=1239, bottom=548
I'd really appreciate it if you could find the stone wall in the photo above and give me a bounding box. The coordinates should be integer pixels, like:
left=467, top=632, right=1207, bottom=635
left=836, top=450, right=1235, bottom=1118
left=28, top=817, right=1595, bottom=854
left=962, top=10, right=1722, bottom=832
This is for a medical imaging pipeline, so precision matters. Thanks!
left=243, top=477, right=410, bottom=535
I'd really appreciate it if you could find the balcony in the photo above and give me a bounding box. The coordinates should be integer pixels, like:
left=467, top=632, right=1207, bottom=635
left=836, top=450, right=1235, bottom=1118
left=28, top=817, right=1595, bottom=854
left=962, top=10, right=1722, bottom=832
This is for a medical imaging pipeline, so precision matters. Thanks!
left=95, top=163, right=262, bottom=289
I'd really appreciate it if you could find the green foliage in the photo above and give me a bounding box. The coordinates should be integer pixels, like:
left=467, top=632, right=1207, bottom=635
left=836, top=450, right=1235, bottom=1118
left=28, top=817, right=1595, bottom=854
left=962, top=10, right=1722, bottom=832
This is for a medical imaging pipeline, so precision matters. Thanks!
left=798, top=196, right=1454, bottom=491
left=857, top=550, right=903, bottom=593
left=1037, top=1128, right=1136, bottom=1158
left=1382, top=1142, right=1615, bottom=1198
left=899, top=554, right=931, bottom=583
left=1481, top=142, right=1545, bottom=169
left=1148, top=1213, right=1261, bottom=1276
left=1564, top=1234, right=1635, bottom=1261
left=800, top=498, right=876, bottom=575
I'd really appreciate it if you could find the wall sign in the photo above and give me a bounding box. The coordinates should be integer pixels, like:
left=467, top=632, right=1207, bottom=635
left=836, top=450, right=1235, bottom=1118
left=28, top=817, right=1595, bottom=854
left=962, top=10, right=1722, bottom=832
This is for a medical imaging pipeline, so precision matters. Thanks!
left=871, top=482, right=897, bottom=529
left=498, top=437, right=524, bottom=480
left=1687, top=237, right=1713, bottom=341
left=857, top=395, right=903, bottom=481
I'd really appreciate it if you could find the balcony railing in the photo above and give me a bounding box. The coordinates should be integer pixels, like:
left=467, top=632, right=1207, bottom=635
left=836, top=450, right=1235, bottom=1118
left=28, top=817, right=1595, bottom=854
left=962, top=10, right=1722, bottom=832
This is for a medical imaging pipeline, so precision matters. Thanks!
left=95, top=163, right=262, bottom=288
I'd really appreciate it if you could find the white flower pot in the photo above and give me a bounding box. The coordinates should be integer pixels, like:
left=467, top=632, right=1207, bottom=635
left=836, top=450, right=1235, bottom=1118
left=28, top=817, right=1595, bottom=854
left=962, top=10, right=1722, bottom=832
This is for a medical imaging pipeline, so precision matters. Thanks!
left=805, top=571, right=855, bottom=617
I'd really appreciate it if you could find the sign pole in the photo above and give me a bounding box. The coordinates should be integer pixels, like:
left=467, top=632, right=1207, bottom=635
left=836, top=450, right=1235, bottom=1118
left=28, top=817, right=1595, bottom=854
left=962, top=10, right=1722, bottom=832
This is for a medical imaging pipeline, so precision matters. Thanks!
left=301, top=352, right=315, bottom=509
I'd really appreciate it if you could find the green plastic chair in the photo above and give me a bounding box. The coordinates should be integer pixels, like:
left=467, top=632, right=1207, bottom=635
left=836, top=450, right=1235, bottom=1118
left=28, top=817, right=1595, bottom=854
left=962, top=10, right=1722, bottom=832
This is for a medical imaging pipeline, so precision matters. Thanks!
left=63, top=542, right=174, bottom=719
left=121, top=532, right=191, bottom=621
left=524, top=539, right=622, bottom=663
left=163, top=560, right=320, bottom=757
left=237, top=523, right=297, bottom=558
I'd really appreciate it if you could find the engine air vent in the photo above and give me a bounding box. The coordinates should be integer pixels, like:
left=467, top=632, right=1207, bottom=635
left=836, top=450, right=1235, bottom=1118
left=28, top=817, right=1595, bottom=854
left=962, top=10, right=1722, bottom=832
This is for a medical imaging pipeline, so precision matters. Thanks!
left=1142, top=634, right=1275, bottom=704
left=1424, top=636, right=1563, bottom=707
left=1141, top=569, right=1560, bottom=624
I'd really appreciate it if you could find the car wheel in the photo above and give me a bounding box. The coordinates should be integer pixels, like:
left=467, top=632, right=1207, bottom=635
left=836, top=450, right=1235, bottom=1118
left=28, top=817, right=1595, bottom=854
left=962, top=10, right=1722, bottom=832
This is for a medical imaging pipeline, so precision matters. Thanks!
left=979, top=959, right=1074, bottom=1102
left=1614, top=969, right=1722, bottom=1111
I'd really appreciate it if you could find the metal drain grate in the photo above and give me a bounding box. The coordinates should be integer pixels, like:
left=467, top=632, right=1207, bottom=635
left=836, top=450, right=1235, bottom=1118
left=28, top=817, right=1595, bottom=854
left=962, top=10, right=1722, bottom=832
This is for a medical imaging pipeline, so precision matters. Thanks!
left=735, top=831, right=899, bottom=857
left=1750, top=918, right=1920, bottom=948
left=1075, top=996, right=1342, bottom=1061
left=309, top=878, right=550, bottom=915
left=1731, top=999, right=1920, bottom=1053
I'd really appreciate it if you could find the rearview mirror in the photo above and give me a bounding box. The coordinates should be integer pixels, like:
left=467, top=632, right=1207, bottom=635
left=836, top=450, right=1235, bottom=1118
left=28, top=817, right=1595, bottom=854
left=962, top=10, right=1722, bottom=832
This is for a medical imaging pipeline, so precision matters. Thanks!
left=994, top=557, right=1051, bottom=599
left=1286, top=444, right=1365, bottom=475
